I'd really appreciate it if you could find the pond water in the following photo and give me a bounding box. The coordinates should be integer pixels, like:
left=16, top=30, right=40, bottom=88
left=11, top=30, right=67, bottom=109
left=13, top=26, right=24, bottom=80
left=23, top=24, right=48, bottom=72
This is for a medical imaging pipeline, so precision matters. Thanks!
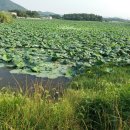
left=0, top=67, right=70, bottom=91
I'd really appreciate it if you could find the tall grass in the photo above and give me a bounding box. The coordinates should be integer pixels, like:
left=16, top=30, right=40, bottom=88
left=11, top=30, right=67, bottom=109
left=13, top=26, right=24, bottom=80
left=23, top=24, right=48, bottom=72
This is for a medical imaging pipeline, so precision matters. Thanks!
left=0, top=12, right=13, bottom=23
left=0, top=66, right=130, bottom=130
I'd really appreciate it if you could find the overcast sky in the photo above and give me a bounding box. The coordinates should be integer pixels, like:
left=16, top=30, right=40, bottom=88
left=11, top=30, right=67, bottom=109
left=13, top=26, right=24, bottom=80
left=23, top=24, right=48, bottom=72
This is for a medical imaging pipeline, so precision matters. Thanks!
left=12, top=0, right=130, bottom=19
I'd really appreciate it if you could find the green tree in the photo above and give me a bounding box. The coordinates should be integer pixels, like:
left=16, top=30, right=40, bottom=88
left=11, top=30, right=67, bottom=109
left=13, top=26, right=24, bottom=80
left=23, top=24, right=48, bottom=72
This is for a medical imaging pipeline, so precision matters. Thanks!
left=63, top=13, right=103, bottom=21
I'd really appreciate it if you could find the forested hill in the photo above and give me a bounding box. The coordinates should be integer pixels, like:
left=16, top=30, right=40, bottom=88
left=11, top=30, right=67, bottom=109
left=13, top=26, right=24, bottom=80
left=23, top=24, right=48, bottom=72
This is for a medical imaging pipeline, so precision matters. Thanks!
left=0, top=0, right=26, bottom=11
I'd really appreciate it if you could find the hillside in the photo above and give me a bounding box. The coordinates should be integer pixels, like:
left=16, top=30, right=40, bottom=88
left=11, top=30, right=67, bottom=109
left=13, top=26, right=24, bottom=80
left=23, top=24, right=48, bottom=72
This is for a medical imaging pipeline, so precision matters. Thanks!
left=38, top=11, right=58, bottom=17
left=0, top=0, right=26, bottom=11
left=104, top=17, right=130, bottom=22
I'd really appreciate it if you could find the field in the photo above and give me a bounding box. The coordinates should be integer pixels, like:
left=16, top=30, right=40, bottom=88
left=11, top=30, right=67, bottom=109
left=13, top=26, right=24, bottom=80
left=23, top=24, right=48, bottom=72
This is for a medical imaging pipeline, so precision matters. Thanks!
left=1, top=19, right=130, bottom=130
left=0, top=19, right=130, bottom=78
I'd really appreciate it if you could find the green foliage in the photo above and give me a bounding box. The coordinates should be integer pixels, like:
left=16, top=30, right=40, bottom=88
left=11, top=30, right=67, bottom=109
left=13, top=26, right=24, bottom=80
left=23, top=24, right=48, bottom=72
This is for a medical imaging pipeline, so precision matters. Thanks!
left=71, top=66, right=130, bottom=130
left=0, top=88, right=81, bottom=130
left=0, top=12, right=13, bottom=23
left=63, top=13, right=103, bottom=21
left=76, top=98, right=116, bottom=130
left=75, top=86, right=130, bottom=130
left=0, top=19, right=130, bottom=78
left=0, top=1, right=129, bottom=79
left=1, top=66, right=130, bottom=129
left=70, top=65, right=130, bottom=90
left=9, top=10, right=40, bottom=18
left=51, top=14, right=62, bottom=19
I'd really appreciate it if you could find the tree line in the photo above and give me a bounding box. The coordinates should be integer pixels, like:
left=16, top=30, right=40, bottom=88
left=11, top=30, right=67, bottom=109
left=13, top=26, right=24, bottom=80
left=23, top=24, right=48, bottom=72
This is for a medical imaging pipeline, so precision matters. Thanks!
left=51, top=13, right=102, bottom=21
left=9, top=10, right=40, bottom=18
left=62, top=13, right=103, bottom=21
left=8, top=10, right=103, bottom=21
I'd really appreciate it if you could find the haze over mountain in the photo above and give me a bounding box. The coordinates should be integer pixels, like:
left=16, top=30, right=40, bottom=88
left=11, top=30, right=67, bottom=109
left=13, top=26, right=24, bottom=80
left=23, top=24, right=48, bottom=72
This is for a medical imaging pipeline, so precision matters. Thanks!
left=0, top=0, right=58, bottom=16
left=0, top=0, right=26, bottom=11
left=38, top=11, right=58, bottom=17
left=0, top=0, right=129, bottom=20
left=11, top=0, right=130, bottom=20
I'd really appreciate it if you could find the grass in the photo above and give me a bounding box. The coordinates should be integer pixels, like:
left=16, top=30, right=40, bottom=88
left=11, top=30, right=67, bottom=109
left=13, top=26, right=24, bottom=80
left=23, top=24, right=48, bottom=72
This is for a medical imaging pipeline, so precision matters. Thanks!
left=1, top=66, right=130, bottom=130
left=0, top=12, right=13, bottom=23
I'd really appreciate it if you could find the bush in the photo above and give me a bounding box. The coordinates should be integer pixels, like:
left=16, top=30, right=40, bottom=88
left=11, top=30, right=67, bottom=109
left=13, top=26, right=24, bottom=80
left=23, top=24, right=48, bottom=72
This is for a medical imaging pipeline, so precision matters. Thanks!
left=76, top=97, right=119, bottom=130
left=75, top=85, right=130, bottom=130
left=0, top=12, right=13, bottom=23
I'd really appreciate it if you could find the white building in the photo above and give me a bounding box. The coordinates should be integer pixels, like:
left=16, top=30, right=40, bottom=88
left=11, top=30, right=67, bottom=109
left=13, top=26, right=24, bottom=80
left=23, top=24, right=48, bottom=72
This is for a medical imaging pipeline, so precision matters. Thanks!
left=10, top=12, right=17, bottom=17
left=42, top=16, right=53, bottom=20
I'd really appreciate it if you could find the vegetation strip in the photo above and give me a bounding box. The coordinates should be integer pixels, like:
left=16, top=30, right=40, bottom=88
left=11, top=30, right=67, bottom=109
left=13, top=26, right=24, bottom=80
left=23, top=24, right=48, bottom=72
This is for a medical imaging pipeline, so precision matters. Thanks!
left=0, top=19, right=130, bottom=78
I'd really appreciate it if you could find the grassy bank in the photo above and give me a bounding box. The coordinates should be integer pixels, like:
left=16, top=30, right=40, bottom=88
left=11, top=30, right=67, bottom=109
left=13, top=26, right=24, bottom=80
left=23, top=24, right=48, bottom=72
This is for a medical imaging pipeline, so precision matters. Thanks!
left=1, top=66, right=130, bottom=130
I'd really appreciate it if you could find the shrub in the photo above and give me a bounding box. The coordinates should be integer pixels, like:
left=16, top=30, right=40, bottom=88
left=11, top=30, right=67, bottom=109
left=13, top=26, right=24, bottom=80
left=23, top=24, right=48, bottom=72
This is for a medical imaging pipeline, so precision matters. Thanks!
left=0, top=12, right=13, bottom=23
left=76, top=97, right=119, bottom=130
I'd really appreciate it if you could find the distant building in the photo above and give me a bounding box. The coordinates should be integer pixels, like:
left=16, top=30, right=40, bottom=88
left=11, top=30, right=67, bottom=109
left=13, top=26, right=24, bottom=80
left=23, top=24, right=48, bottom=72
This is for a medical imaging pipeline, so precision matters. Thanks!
left=26, top=17, right=41, bottom=20
left=10, top=12, right=17, bottom=17
left=42, top=16, right=52, bottom=20
left=48, top=16, right=53, bottom=20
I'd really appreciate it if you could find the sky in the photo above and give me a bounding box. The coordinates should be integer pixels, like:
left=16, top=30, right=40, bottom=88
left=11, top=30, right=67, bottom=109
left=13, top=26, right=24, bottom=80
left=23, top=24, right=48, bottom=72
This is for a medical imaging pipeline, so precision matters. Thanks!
left=12, top=0, right=130, bottom=19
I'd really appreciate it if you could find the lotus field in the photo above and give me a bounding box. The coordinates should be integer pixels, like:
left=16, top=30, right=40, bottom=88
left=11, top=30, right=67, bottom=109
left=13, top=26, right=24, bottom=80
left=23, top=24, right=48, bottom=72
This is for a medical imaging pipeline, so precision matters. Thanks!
left=0, top=19, right=130, bottom=78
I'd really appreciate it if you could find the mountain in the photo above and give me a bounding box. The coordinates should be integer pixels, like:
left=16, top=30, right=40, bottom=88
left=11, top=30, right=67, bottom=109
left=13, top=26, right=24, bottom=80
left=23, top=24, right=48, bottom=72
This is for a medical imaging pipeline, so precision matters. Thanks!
left=0, top=0, right=26, bottom=11
left=38, top=11, right=58, bottom=17
left=103, top=17, right=130, bottom=22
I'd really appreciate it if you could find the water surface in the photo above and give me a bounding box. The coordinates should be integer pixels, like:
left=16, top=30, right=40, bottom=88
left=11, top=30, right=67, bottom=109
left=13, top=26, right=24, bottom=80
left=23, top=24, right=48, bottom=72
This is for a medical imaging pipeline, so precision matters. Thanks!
left=0, top=67, right=70, bottom=91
